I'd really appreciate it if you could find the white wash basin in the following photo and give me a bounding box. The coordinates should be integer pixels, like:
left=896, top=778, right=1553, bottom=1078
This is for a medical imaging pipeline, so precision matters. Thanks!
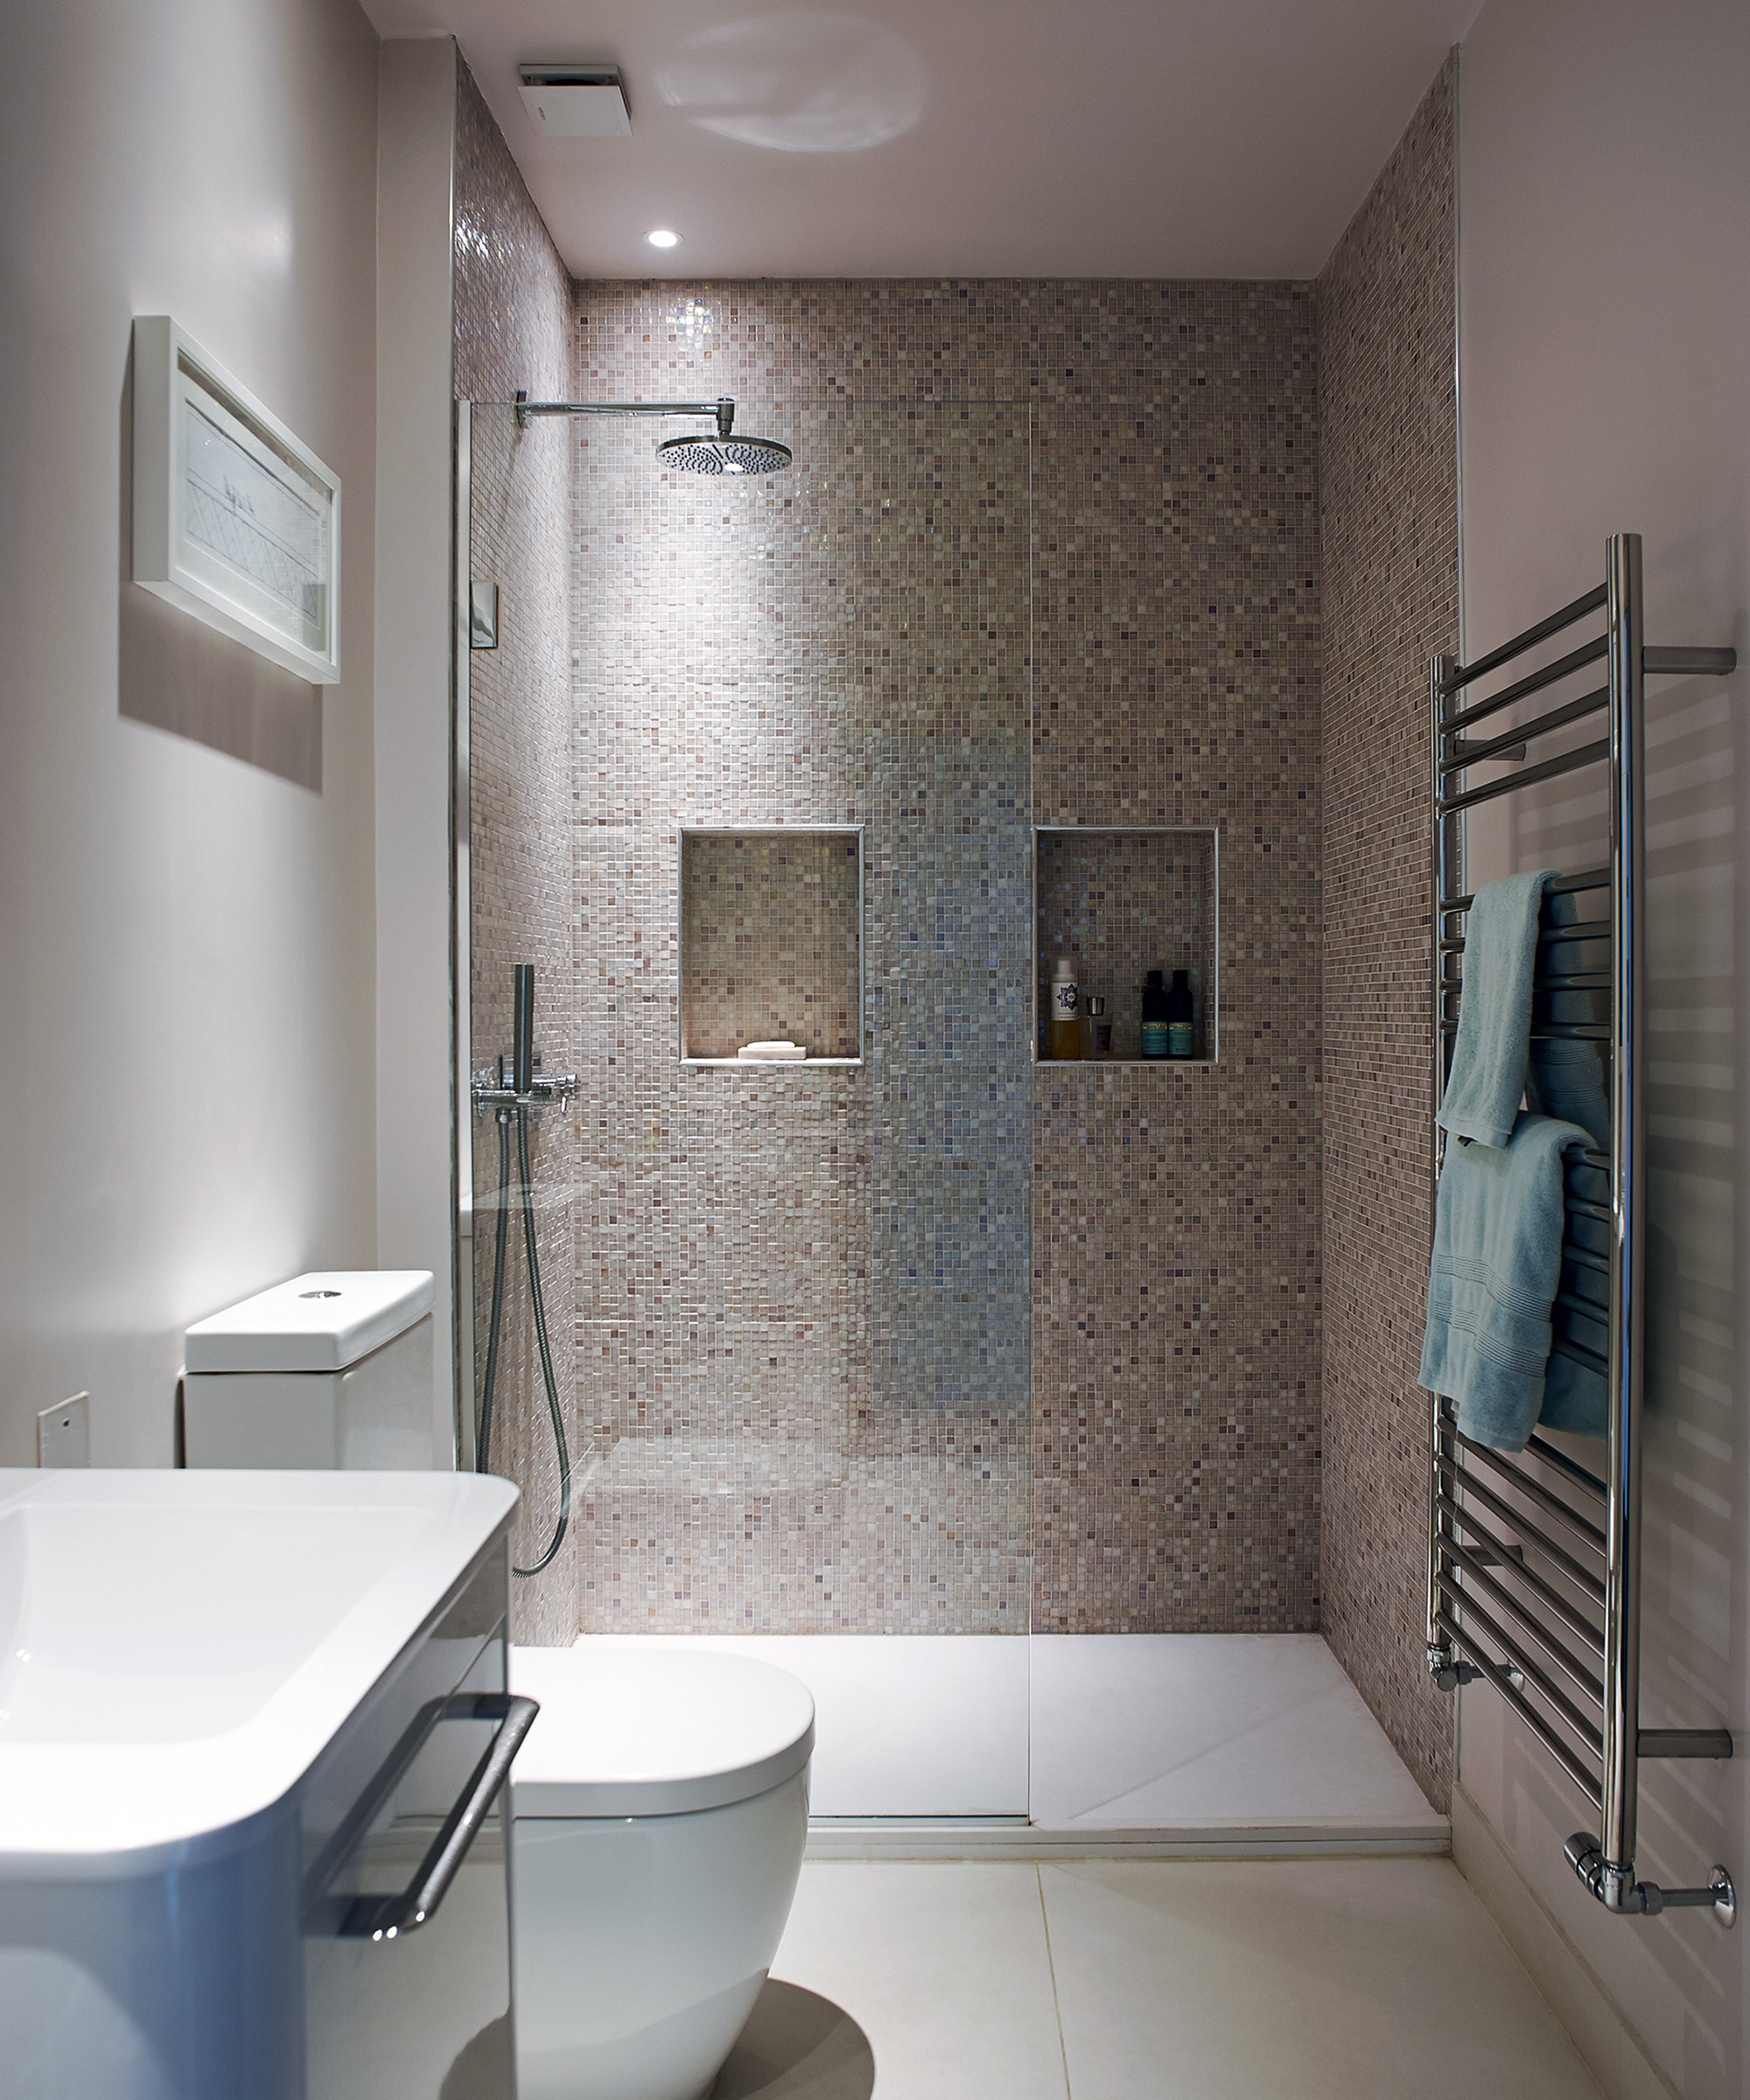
left=0, top=1467, right=515, bottom=1868
left=0, top=1467, right=522, bottom=2100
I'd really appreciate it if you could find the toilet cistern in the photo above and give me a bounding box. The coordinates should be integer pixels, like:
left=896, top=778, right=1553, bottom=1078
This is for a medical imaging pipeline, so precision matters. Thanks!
left=182, top=1270, right=435, bottom=1470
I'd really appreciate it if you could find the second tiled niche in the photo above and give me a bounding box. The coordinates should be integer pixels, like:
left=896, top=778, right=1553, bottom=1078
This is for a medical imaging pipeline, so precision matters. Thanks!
left=679, top=827, right=864, bottom=1064
left=1034, top=827, right=1218, bottom=1063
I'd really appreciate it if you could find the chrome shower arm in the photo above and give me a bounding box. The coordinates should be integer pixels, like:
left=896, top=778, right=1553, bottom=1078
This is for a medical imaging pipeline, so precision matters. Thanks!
left=514, top=390, right=735, bottom=436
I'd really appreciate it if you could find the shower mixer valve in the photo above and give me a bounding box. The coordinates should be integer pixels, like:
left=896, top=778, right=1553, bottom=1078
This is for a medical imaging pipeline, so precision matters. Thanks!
left=470, top=1058, right=578, bottom=1113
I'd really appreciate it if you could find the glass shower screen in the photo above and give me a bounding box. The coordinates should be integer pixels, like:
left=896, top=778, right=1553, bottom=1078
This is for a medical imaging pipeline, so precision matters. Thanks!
left=461, top=398, right=1032, bottom=1640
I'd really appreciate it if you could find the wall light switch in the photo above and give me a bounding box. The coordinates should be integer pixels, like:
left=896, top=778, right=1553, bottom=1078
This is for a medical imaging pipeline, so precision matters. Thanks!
left=38, top=1392, right=89, bottom=1467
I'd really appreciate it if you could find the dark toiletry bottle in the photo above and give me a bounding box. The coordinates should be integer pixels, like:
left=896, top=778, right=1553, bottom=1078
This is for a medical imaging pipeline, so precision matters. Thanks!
left=1167, top=969, right=1195, bottom=1059
left=1141, top=970, right=1170, bottom=1059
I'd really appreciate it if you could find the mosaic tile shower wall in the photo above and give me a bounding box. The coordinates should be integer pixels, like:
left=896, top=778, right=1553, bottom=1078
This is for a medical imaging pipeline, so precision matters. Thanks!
left=454, top=60, right=578, bottom=1640
left=681, top=830, right=863, bottom=1060
left=570, top=283, right=1320, bottom=1634
left=1031, top=349, right=1321, bottom=1633
left=1317, top=59, right=1460, bottom=1807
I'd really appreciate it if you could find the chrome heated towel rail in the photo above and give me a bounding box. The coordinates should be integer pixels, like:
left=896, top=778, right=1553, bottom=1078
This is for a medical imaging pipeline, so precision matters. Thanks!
left=1424, top=532, right=1739, bottom=1926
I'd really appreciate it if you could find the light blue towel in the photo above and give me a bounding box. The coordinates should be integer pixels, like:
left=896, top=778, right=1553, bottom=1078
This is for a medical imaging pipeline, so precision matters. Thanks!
left=1419, top=1111, right=1599, bottom=1451
left=1438, top=870, right=1561, bottom=1149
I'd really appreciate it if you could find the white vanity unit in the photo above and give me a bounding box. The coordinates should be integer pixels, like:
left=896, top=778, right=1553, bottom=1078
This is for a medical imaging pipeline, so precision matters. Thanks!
left=0, top=1468, right=525, bottom=2100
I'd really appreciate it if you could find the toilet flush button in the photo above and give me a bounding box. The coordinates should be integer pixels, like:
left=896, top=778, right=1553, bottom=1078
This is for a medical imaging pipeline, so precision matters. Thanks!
left=299, top=1291, right=342, bottom=1299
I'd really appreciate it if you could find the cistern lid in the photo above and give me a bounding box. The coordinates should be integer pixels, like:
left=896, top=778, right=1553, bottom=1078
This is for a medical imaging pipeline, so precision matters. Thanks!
left=510, top=1646, right=816, bottom=1817
left=184, top=1270, right=435, bottom=1373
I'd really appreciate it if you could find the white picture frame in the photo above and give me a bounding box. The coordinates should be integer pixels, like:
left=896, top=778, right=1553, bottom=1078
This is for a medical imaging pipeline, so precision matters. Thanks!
left=131, top=315, right=341, bottom=685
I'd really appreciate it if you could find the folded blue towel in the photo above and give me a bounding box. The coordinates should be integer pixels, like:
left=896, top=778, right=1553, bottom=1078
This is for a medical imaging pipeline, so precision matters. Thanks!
left=1438, top=870, right=1561, bottom=1150
left=1419, top=1111, right=1600, bottom=1451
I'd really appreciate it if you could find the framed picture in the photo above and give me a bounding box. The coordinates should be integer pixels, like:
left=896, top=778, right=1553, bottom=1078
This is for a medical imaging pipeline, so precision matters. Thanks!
left=132, top=315, right=341, bottom=685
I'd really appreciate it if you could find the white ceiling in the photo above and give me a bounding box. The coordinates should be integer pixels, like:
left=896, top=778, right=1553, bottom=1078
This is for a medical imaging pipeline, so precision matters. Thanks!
left=360, top=0, right=1480, bottom=281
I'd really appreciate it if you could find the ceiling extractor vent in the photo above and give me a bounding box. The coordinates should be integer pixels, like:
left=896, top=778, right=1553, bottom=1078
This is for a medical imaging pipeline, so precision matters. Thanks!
left=517, top=64, right=632, bottom=137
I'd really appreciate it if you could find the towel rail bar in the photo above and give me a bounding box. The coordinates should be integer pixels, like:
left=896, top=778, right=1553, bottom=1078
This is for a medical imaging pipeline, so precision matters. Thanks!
left=1452, top=1428, right=1608, bottom=1553
left=1438, top=738, right=1609, bottom=817
left=1439, top=583, right=1608, bottom=696
left=1553, top=1335, right=1611, bottom=1376
left=1433, top=1609, right=1605, bottom=1804
left=1565, top=1197, right=1614, bottom=1223
left=1424, top=533, right=1739, bottom=1925
left=1524, top=1432, right=1609, bottom=1502
left=1556, top=1289, right=1610, bottom=1326
left=1438, top=685, right=1609, bottom=775
left=1436, top=1560, right=1606, bottom=1724
left=1537, top=923, right=1612, bottom=944
left=1446, top=866, right=1610, bottom=914
left=1435, top=1498, right=1606, bottom=1661
left=1436, top=1580, right=1606, bottom=1755
left=1563, top=1193, right=1621, bottom=1226
left=1439, top=920, right=1612, bottom=956
left=1434, top=1454, right=1606, bottom=1600
left=1443, top=636, right=1608, bottom=736
left=1437, top=1022, right=1613, bottom=1041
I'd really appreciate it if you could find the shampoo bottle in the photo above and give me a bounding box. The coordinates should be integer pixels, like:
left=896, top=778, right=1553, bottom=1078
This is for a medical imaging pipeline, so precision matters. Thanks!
left=1049, top=958, right=1082, bottom=1060
left=1140, top=970, right=1169, bottom=1059
left=1167, top=969, right=1195, bottom=1058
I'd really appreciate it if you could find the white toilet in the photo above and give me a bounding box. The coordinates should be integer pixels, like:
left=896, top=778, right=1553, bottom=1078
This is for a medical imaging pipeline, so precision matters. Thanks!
left=508, top=1645, right=815, bottom=2100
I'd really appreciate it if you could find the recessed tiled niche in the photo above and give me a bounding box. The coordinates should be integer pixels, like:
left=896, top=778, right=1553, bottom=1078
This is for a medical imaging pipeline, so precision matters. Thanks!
left=679, top=827, right=864, bottom=1065
left=1034, top=826, right=1219, bottom=1064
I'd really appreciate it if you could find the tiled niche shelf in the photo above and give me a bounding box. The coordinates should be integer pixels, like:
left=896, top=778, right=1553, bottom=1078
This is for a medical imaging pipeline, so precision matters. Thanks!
left=679, top=826, right=864, bottom=1067
left=1033, top=826, right=1219, bottom=1066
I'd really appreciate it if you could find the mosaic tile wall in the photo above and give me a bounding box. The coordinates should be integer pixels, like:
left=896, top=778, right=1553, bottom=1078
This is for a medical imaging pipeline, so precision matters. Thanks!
left=1317, top=58, right=1460, bottom=1807
left=1029, top=330, right=1321, bottom=1632
left=570, top=283, right=1321, bottom=1634
left=681, top=830, right=863, bottom=1060
left=454, top=60, right=579, bottom=1641
left=570, top=398, right=1032, bottom=1631
left=454, top=56, right=570, bottom=407
left=1035, top=830, right=1216, bottom=1062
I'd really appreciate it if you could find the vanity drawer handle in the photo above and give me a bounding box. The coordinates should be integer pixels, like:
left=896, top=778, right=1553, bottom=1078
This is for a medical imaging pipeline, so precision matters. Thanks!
left=338, top=1692, right=539, bottom=1942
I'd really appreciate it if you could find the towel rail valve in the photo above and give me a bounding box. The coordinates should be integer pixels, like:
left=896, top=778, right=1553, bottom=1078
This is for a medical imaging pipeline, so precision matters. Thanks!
left=1564, top=1834, right=1736, bottom=1928
left=1425, top=1642, right=1480, bottom=1693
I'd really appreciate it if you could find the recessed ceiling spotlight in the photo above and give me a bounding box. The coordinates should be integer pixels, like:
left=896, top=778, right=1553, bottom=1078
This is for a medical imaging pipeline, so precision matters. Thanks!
left=646, top=228, right=682, bottom=249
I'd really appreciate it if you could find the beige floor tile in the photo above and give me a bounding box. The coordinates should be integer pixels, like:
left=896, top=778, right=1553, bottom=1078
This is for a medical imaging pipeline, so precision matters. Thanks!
left=769, top=1862, right=1069, bottom=2100
left=1041, top=1858, right=1604, bottom=2100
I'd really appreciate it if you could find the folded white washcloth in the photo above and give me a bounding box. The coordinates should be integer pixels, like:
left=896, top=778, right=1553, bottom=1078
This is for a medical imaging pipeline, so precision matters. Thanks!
left=737, top=1040, right=806, bottom=1060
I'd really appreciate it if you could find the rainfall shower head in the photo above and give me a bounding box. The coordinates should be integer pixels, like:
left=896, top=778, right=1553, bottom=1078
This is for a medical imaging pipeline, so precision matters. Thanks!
left=657, top=399, right=792, bottom=476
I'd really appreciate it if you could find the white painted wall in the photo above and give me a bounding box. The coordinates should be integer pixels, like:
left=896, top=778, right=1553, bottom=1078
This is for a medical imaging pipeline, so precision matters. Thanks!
left=1457, top=2, right=1750, bottom=2090
left=0, top=0, right=381, bottom=1464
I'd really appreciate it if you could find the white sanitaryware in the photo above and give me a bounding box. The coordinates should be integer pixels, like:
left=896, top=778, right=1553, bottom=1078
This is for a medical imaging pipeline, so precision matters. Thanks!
left=509, top=1645, right=815, bottom=2100
left=183, top=1269, right=435, bottom=1469
left=0, top=1467, right=521, bottom=2100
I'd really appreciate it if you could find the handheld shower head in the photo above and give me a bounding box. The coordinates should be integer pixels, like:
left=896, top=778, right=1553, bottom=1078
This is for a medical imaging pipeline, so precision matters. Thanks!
left=513, top=963, right=535, bottom=1096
